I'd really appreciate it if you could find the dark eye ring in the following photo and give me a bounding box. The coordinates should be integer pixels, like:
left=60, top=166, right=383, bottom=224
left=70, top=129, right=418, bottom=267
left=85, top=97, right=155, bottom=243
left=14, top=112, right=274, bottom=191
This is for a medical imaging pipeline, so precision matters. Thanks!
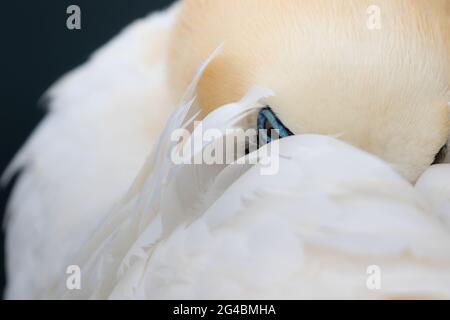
left=257, top=106, right=294, bottom=144
left=432, top=144, right=448, bottom=165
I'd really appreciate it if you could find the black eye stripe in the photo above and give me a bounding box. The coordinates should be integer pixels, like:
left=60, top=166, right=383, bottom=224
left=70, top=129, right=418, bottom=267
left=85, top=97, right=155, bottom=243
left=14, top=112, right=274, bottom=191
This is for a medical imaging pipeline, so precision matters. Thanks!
left=433, top=144, right=448, bottom=165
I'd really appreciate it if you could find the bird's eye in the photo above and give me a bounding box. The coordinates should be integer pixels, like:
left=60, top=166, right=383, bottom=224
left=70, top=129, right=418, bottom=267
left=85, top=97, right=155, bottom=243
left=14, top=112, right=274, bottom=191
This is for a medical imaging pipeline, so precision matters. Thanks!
left=263, top=118, right=275, bottom=140
left=432, top=144, right=448, bottom=164
left=257, top=106, right=294, bottom=145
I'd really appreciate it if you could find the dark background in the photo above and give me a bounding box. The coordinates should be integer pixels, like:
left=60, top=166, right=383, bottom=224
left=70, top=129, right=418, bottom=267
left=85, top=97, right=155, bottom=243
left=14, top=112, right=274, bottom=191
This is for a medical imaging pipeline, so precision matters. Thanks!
left=0, top=0, right=175, bottom=299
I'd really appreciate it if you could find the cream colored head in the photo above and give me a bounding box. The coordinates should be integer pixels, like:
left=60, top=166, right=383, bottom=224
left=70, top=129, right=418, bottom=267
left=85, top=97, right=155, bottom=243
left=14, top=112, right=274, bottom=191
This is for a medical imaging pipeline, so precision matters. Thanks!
left=169, top=0, right=450, bottom=182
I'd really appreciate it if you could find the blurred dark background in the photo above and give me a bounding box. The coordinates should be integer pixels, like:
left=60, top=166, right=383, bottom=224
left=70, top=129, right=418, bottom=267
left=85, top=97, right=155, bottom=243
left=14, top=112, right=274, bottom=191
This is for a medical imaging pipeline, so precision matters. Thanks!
left=0, top=0, right=175, bottom=299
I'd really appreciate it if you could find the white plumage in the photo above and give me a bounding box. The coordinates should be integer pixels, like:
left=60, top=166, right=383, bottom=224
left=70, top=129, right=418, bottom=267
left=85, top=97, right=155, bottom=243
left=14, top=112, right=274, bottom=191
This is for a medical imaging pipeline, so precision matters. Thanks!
left=3, top=2, right=450, bottom=299
left=3, top=4, right=179, bottom=299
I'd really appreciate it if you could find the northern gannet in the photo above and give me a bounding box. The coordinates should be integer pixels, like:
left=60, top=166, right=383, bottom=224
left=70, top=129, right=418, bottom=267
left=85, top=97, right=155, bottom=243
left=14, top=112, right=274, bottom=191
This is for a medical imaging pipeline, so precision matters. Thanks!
left=3, top=0, right=450, bottom=299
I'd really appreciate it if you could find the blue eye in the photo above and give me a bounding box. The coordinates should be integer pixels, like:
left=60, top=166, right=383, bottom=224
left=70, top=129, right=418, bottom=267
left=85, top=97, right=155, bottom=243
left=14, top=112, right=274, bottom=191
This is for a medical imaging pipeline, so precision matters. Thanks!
left=257, top=106, right=294, bottom=144
left=433, top=144, right=448, bottom=164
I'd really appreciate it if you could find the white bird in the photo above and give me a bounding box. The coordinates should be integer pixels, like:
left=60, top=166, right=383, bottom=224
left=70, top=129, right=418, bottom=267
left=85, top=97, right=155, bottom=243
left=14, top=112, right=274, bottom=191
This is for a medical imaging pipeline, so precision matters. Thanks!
left=3, top=0, right=450, bottom=299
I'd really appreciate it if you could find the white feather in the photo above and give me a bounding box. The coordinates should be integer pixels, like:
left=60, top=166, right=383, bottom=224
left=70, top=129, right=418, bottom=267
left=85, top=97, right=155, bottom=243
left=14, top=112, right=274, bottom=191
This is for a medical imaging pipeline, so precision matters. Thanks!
left=49, top=81, right=450, bottom=299
left=4, top=2, right=450, bottom=300
left=3, top=3, right=180, bottom=299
